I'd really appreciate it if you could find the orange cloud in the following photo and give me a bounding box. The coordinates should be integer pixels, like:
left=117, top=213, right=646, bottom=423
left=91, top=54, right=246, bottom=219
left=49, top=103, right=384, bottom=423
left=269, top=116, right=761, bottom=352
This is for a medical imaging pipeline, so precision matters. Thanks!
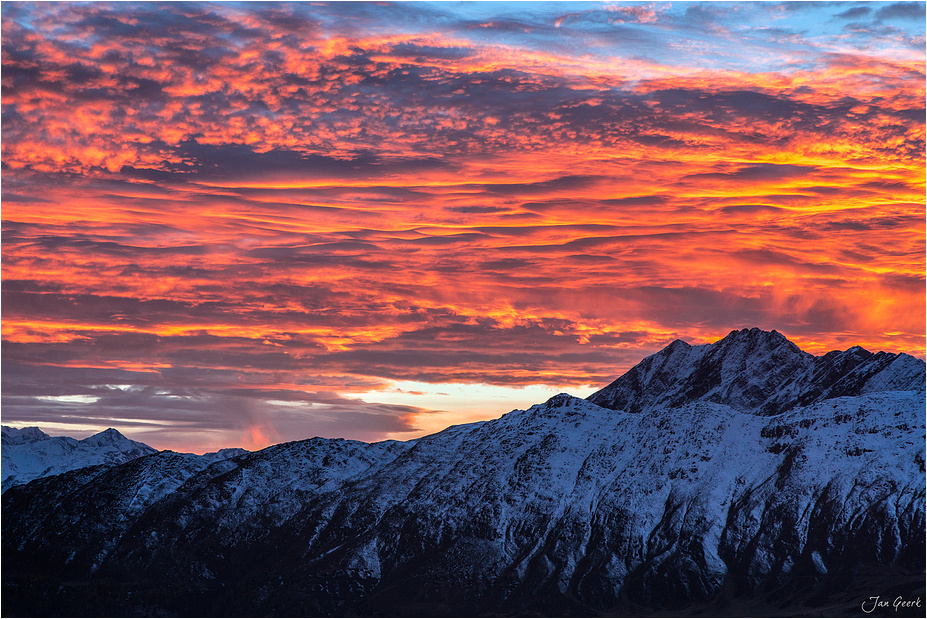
left=2, top=2, right=923, bottom=449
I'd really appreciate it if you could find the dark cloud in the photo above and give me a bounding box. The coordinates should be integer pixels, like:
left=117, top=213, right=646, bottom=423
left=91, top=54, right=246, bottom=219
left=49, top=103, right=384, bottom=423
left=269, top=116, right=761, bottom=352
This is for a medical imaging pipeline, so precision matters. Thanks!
left=734, top=248, right=840, bottom=274
left=479, top=258, right=534, bottom=271
left=313, top=321, right=624, bottom=384
left=1, top=279, right=65, bottom=293
left=22, top=235, right=209, bottom=257
left=813, top=212, right=922, bottom=231
left=860, top=179, right=920, bottom=191
left=245, top=246, right=397, bottom=270
left=681, top=2, right=730, bottom=25
left=717, top=204, right=784, bottom=216
left=121, top=142, right=456, bottom=184
left=0, top=192, right=52, bottom=203
left=252, top=5, right=321, bottom=33
left=878, top=272, right=925, bottom=292
left=518, top=199, right=599, bottom=214
left=169, top=142, right=450, bottom=182
left=835, top=6, right=872, bottom=20
left=564, top=254, right=619, bottom=264
left=0, top=360, right=425, bottom=447
left=602, top=195, right=671, bottom=207
left=648, top=88, right=837, bottom=133
left=1, top=286, right=415, bottom=336
left=684, top=163, right=817, bottom=183
left=875, top=2, right=925, bottom=21
left=446, top=205, right=510, bottom=214
left=801, top=185, right=843, bottom=195
left=388, top=42, right=474, bottom=61
left=407, top=233, right=490, bottom=246
left=614, top=286, right=798, bottom=332
left=478, top=175, right=605, bottom=196
left=63, top=62, right=104, bottom=84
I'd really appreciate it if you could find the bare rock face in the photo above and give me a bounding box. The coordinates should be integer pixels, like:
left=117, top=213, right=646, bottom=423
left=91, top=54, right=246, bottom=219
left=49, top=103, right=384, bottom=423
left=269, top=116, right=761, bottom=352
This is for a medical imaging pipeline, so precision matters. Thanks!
left=3, top=329, right=925, bottom=617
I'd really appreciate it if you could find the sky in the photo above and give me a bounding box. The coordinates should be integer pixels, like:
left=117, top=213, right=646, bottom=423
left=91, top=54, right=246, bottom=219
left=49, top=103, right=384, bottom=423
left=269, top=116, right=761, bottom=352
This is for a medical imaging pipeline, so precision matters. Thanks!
left=1, top=1, right=924, bottom=452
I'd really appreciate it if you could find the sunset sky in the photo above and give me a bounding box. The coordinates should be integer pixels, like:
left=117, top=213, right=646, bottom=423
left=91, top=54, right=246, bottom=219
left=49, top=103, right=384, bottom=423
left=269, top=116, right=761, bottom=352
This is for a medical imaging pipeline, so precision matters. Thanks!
left=2, top=1, right=924, bottom=452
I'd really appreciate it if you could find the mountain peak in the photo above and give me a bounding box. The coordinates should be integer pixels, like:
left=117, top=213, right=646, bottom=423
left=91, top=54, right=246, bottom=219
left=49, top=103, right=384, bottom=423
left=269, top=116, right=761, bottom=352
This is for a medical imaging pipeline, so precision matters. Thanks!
left=715, top=327, right=797, bottom=352
left=587, top=328, right=923, bottom=415
left=1, top=426, right=52, bottom=446
left=726, top=326, right=777, bottom=338
left=3, top=426, right=159, bottom=493
left=82, top=428, right=128, bottom=446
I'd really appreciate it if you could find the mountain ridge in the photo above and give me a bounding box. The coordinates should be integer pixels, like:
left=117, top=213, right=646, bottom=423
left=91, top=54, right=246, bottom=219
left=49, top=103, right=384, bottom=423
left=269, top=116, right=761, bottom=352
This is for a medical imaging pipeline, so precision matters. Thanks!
left=1, top=426, right=250, bottom=493
left=587, top=327, right=924, bottom=415
left=1, top=426, right=159, bottom=493
left=2, top=328, right=924, bottom=616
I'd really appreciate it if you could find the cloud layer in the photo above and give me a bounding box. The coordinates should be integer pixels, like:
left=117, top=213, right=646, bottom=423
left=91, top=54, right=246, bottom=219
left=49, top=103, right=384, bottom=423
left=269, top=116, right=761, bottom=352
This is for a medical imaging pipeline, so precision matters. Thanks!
left=2, top=1, right=924, bottom=450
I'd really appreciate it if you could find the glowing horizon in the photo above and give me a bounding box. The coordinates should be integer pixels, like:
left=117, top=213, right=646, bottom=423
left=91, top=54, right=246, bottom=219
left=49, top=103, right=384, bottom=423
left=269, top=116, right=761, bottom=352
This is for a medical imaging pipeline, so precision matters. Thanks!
left=2, top=1, right=924, bottom=452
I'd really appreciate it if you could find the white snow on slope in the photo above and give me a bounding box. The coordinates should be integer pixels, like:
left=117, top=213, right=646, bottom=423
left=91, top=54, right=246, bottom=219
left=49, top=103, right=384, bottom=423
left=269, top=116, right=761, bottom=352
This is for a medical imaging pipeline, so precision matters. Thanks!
left=1, top=426, right=158, bottom=493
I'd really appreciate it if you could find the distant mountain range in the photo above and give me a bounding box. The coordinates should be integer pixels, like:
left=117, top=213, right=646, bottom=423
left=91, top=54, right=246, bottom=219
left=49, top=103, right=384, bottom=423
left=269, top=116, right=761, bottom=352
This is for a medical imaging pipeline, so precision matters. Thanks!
left=2, top=328, right=924, bottom=616
left=1, top=426, right=247, bottom=494
left=1, top=426, right=158, bottom=493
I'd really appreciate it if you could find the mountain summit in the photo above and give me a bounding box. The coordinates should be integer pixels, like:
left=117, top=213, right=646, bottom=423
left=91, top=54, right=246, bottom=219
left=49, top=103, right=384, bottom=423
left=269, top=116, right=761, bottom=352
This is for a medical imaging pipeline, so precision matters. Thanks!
left=1, top=426, right=158, bottom=493
left=2, top=330, right=924, bottom=616
left=588, top=327, right=924, bottom=415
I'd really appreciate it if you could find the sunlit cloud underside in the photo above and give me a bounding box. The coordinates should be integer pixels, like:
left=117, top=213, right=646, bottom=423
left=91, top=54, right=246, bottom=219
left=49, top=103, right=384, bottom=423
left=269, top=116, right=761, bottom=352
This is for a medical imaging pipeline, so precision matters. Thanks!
left=2, top=1, right=924, bottom=452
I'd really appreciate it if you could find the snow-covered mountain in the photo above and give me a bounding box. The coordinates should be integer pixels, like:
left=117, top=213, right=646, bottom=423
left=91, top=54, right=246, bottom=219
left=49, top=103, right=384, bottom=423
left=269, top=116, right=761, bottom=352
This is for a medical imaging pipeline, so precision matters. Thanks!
left=2, top=329, right=924, bottom=616
left=587, top=328, right=925, bottom=414
left=1, top=427, right=248, bottom=494
left=1, top=426, right=158, bottom=493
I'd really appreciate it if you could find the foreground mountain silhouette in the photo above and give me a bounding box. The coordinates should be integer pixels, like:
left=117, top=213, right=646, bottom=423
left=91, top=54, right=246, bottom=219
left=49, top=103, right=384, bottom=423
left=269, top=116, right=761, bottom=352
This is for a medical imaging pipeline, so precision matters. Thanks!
left=3, top=328, right=924, bottom=616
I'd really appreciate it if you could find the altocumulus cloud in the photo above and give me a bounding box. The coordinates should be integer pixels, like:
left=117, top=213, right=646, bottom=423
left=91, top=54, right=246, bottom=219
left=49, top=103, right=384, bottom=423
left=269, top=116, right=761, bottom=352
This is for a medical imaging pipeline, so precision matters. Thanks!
left=1, top=1, right=923, bottom=450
